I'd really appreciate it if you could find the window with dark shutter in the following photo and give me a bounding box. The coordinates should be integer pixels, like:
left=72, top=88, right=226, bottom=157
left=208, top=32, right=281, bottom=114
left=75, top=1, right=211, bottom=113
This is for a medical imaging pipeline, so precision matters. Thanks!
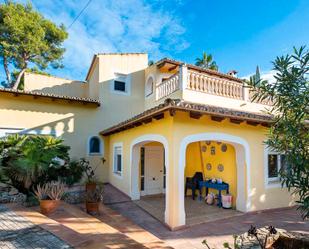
left=89, top=136, right=101, bottom=154
left=114, top=80, right=126, bottom=92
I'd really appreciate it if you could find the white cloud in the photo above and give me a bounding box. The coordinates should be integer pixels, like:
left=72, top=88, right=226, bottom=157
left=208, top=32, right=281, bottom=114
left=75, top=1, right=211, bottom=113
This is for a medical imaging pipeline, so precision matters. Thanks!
left=242, top=70, right=276, bottom=83
left=24, top=0, right=189, bottom=80
left=260, top=70, right=276, bottom=83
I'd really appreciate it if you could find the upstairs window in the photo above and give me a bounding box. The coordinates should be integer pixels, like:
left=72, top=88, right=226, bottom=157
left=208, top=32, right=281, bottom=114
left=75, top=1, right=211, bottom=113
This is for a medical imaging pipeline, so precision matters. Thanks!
left=112, top=73, right=130, bottom=95
left=114, top=80, right=126, bottom=92
left=88, top=136, right=102, bottom=155
left=145, top=76, right=154, bottom=97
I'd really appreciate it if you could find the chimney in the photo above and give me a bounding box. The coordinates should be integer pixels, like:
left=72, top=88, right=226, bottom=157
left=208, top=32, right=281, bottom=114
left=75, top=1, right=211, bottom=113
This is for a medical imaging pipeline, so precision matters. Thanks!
left=227, top=70, right=238, bottom=77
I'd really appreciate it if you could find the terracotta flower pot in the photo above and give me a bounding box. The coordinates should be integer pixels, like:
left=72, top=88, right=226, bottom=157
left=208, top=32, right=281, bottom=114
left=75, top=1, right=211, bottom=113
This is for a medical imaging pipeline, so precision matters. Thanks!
left=40, top=200, right=60, bottom=215
left=86, top=201, right=99, bottom=214
left=86, top=182, right=97, bottom=192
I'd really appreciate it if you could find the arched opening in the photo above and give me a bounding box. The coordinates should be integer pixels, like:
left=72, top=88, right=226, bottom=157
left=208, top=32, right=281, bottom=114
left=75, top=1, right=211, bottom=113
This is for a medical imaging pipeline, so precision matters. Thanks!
left=184, top=141, right=239, bottom=225
left=145, top=75, right=154, bottom=97
left=88, top=136, right=102, bottom=155
left=130, top=135, right=168, bottom=224
left=178, top=133, right=250, bottom=226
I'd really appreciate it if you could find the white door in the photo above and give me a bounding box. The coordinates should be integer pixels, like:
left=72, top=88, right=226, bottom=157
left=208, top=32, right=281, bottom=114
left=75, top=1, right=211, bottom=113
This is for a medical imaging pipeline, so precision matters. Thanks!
left=144, top=146, right=164, bottom=195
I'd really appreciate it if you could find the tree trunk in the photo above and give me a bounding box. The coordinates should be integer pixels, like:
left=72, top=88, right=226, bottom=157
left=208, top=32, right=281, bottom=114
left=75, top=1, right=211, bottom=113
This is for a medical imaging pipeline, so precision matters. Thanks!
left=3, top=56, right=11, bottom=86
left=12, top=68, right=26, bottom=90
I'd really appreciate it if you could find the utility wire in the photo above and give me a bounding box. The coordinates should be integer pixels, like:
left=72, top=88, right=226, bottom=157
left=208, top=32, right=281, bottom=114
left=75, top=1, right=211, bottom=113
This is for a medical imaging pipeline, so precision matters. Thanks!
left=68, top=0, right=92, bottom=29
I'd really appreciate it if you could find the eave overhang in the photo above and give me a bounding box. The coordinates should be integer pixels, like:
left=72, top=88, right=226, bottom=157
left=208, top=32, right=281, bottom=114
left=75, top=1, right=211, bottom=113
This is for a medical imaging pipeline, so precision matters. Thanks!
left=100, top=99, right=273, bottom=136
left=0, top=88, right=100, bottom=107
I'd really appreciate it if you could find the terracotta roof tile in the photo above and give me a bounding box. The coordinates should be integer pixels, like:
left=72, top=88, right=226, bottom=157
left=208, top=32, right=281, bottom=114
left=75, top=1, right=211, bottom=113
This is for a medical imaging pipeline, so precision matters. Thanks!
left=0, top=87, right=100, bottom=106
left=100, top=99, right=272, bottom=136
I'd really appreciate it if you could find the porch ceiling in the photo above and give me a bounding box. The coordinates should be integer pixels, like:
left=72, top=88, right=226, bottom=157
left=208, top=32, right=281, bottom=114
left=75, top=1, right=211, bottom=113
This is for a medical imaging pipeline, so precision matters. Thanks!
left=100, top=98, right=273, bottom=136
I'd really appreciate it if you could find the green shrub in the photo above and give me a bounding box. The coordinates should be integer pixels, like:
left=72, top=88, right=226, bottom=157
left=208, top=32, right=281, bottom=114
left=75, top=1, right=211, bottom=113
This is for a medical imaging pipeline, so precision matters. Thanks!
left=0, top=134, right=84, bottom=194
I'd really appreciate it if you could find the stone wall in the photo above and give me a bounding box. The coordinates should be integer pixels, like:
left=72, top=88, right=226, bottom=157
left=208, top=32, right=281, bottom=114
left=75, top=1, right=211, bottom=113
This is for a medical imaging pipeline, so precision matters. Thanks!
left=0, top=183, right=26, bottom=203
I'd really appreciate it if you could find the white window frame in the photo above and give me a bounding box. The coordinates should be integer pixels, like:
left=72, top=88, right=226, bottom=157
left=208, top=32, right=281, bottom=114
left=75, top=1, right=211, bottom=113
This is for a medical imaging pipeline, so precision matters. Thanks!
left=113, top=142, right=123, bottom=177
left=264, top=146, right=286, bottom=188
left=111, top=73, right=131, bottom=96
left=145, top=74, right=154, bottom=98
left=87, top=136, right=103, bottom=156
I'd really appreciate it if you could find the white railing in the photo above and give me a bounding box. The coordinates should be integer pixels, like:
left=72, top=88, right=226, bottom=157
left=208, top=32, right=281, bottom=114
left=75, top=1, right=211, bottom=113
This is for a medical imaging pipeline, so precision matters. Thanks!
left=156, top=73, right=180, bottom=100
left=154, top=66, right=272, bottom=106
left=187, top=70, right=244, bottom=100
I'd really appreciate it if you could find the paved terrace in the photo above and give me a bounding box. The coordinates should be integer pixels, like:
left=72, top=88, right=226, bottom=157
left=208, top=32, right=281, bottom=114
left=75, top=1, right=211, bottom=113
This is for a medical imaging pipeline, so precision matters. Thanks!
left=5, top=201, right=171, bottom=249
left=1, top=184, right=308, bottom=249
left=0, top=205, right=71, bottom=249
left=104, top=184, right=309, bottom=249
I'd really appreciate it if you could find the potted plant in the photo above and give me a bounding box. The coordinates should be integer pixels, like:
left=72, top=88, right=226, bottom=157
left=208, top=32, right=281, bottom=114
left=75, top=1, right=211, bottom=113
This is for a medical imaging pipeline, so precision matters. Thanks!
left=34, top=181, right=65, bottom=215
left=80, top=158, right=98, bottom=191
left=85, top=184, right=103, bottom=214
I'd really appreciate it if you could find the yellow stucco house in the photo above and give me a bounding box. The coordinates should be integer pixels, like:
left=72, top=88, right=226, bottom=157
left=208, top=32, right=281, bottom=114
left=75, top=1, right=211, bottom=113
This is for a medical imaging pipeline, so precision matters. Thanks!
left=0, top=53, right=294, bottom=230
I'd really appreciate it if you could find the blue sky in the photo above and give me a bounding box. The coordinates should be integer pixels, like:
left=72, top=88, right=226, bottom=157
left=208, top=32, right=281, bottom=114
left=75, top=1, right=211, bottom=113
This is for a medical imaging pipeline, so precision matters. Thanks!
left=2, top=0, right=309, bottom=81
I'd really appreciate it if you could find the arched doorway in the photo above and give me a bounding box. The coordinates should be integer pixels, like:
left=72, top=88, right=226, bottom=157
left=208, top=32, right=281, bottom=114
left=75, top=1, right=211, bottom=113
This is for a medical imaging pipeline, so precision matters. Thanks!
left=130, top=135, right=169, bottom=222
left=178, top=132, right=250, bottom=226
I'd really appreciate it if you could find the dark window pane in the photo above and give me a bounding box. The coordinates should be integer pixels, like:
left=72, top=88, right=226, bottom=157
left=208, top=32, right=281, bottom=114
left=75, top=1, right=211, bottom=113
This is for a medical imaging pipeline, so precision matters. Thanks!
left=141, top=147, right=145, bottom=176
left=90, top=137, right=100, bottom=153
left=141, top=177, right=144, bottom=191
left=268, top=154, right=278, bottom=178
left=117, top=154, right=122, bottom=172
left=114, top=80, right=126, bottom=92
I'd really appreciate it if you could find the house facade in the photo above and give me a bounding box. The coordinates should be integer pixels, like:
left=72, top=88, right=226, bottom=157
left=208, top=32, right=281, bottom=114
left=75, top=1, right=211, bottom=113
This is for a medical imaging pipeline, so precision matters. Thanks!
left=0, top=53, right=294, bottom=229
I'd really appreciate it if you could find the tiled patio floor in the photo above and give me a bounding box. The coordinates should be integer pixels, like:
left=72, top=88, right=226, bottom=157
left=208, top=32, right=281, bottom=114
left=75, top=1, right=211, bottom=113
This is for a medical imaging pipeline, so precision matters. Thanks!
left=4, top=184, right=308, bottom=249
left=0, top=205, right=71, bottom=249
left=105, top=184, right=309, bottom=249
left=134, top=195, right=242, bottom=226
left=110, top=201, right=309, bottom=249
left=6, top=201, right=171, bottom=249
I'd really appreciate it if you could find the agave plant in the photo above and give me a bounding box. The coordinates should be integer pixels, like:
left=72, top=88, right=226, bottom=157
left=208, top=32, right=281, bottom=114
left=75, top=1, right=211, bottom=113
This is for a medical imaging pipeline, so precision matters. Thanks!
left=47, top=181, right=65, bottom=200
left=34, top=181, right=65, bottom=201
left=33, top=183, right=49, bottom=200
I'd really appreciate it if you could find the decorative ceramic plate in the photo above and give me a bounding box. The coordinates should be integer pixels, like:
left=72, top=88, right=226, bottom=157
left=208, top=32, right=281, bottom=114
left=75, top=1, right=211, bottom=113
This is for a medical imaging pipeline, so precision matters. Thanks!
left=217, top=164, right=224, bottom=172
left=201, top=146, right=207, bottom=152
left=206, top=163, right=212, bottom=170
left=221, top=144, right=227, bottom=152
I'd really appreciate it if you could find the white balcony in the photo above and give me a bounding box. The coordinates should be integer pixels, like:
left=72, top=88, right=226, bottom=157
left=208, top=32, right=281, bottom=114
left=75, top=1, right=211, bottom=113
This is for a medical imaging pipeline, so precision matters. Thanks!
left=154, top=65, right=271, bottom=113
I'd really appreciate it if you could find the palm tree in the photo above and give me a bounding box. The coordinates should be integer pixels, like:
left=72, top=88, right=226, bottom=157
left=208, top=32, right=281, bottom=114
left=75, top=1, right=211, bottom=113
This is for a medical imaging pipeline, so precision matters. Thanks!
left=195, top=52, right=218, bottom=71
left=0, top=135, right=70, bottom=192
